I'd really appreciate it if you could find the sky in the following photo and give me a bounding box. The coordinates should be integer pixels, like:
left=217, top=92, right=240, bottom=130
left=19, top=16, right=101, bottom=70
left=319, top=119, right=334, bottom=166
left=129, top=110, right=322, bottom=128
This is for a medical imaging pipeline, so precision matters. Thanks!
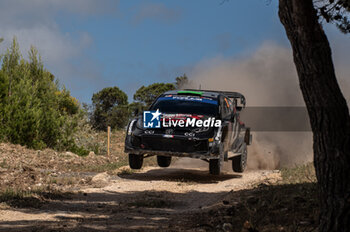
left=0, top=0, right=348, bottom=104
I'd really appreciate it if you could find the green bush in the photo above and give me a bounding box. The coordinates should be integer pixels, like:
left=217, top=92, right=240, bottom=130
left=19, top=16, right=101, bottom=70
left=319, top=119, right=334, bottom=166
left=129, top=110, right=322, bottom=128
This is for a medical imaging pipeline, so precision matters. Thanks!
left=0, top=37, right=82, bottom=151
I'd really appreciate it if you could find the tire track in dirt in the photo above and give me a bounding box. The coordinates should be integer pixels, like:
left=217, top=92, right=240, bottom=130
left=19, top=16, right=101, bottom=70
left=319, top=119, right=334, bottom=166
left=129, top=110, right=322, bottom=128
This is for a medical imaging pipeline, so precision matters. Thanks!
left=0, top=159, right=281, bottom=231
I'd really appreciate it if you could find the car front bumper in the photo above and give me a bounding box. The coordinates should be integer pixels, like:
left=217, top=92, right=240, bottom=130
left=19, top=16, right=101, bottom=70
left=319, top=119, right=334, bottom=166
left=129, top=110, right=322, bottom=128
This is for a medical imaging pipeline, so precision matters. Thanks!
left=124, top=134, right=220, bottom=159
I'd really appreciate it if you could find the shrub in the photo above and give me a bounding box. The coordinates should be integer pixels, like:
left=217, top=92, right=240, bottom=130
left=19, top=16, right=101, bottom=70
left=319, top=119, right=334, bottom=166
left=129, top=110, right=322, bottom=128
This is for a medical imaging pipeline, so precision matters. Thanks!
left=0, top=37, right=82, bottom=151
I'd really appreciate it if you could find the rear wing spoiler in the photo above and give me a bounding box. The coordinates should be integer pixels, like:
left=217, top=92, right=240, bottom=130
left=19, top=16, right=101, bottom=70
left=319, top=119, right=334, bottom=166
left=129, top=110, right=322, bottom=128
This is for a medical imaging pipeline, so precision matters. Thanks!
left=184, top=89, right=246, bottom=107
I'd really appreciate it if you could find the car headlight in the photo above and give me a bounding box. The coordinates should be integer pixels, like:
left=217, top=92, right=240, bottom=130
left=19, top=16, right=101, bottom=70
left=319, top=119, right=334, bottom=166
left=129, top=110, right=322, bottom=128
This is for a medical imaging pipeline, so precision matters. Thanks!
left=136, top=117, right=144, bottom=129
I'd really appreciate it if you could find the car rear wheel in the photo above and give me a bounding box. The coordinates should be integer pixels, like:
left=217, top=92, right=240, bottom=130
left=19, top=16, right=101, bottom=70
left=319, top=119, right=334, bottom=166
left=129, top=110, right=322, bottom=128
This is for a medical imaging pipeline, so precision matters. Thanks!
left=157, top=155, right=172, bottom=167
left=232, top=146, right=247, bottom=173
left=129, top=154, right=143, bottom=169
left=209, top=159, right=221, bottom=175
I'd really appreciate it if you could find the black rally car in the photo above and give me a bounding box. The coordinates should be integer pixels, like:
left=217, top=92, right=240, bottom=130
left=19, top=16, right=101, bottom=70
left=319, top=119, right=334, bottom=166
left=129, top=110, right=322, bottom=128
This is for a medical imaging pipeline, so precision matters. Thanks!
left=124, top=89, right=251, bottom=175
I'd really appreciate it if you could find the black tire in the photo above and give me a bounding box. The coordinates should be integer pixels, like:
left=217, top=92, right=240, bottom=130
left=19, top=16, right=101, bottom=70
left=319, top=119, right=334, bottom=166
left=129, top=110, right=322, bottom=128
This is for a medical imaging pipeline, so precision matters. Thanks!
left=129, top=154, right=143, bottom=169
left=232, top=146, right=248, bottom=173
left=209, top=159, right=221, bottom=175
left=157, top=155, right=172, bottom=167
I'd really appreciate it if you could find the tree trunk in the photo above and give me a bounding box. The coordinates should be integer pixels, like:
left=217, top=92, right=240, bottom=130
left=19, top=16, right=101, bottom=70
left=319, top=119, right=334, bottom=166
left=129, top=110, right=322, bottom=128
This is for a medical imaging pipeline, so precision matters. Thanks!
left=278, top=0, right=350, bottom=231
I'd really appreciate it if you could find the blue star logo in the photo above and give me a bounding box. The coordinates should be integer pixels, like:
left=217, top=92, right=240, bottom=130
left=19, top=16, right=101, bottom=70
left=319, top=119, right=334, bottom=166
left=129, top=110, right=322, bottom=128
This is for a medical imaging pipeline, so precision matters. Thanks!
left=143, top=109, right=161, bottom=128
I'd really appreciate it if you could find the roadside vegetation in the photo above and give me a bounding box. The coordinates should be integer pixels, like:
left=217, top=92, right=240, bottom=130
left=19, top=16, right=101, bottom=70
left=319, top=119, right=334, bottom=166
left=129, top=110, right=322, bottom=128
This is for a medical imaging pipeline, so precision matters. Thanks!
left=0, top=37, right=180, bottom=210
left=0, top=38, right=83, bottom=152
left=0, top=37, right=188, bottom=155
left=193, top=163, right=318, bottom=232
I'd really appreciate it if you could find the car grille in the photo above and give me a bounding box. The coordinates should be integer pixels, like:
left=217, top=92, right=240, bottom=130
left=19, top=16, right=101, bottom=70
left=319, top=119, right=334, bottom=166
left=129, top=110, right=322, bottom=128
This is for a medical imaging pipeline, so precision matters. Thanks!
left=141, top=137, right=208, bottom=153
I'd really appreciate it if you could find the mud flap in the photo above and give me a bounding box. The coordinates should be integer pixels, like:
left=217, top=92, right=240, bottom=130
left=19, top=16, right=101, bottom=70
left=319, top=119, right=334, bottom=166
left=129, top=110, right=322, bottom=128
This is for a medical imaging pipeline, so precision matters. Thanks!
left=244, top=128, right=252, bottom=145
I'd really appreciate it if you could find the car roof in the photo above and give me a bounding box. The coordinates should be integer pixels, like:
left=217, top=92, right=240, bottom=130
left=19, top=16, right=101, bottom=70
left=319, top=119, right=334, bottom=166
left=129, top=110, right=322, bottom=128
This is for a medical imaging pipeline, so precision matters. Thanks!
left=163, top=90, right=221, bottom=98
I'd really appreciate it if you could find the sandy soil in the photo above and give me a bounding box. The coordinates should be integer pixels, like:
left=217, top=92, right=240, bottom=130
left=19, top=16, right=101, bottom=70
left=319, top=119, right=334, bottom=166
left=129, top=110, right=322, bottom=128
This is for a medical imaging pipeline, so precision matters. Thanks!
left=0, top=158, right=281, bottom=232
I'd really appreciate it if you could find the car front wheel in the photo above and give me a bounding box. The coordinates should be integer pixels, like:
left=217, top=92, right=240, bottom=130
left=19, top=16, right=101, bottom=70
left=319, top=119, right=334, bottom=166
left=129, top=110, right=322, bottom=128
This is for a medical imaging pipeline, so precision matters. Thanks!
left=129, top=154, right=143, bottom=169
left=209, top=159, right=221, bottom=175
left=157, top=155, right=172, bottom=167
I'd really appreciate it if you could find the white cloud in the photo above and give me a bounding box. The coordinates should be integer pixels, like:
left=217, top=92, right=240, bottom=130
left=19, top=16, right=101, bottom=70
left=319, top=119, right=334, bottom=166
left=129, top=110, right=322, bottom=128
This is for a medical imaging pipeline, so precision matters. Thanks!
left=0, top=0, right=119, bottom=102
left=1, top=27, right=91, bottom=64
left=0, top=0, right=118, bottom=55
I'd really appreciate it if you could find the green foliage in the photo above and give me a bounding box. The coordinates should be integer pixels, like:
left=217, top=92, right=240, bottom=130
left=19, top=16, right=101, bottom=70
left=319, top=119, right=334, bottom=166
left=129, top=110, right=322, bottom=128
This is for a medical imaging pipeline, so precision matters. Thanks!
left=133, top=83, right=175, bottom=108
left=57, top=88, right=80, bottom=115
left=128, top=101, right=146, bottom=116
left=69, top=143, right=90, bottom=156
left=108, top=105, right=130, bottom=129
left=0, top=37, right=82, bottom=151
left=91, top=86, right=129, bottom=130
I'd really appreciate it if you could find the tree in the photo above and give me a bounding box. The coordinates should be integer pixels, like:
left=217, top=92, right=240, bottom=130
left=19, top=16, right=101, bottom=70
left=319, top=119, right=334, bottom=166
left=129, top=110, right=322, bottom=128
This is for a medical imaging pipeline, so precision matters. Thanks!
left=28, top=46, right=44, bottom=83
left=175, top=74, right=189, bottom=89
left=0, top=37, right=82, bottom=151
left=133, top=83, right=175, bottom=108
left=313, top=0, right=350, bottom=33
left=91, top=87, right=129, bottom=130
left=278, top=1, right=350, bottom=231
left=56, top=88, right=80, bottom=115
left=2, top=37, right=21, bottom=97
left=128, top=101, right=146, bottom=116
left=108, top=105, right=130, bottom=129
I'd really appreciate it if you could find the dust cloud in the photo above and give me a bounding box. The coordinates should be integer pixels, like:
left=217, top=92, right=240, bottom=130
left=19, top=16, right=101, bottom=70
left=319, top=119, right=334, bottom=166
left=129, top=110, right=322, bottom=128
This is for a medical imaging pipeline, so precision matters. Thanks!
left=181, top=41, right=349, bottom=170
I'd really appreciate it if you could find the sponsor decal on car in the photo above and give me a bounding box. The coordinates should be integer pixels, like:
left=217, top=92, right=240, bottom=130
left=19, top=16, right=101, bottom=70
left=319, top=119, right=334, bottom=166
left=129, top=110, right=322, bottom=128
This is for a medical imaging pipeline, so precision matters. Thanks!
left=143, top=109, right=162, bottom=128
left=143, top=109, right=221, bottom=129
left=157, top=96, right=218, bottom=105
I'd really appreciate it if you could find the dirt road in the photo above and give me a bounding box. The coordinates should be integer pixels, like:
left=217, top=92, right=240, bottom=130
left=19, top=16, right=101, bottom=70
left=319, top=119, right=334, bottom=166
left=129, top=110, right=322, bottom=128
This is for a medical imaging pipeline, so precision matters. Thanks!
left=0, top=158, right=280, bottom=231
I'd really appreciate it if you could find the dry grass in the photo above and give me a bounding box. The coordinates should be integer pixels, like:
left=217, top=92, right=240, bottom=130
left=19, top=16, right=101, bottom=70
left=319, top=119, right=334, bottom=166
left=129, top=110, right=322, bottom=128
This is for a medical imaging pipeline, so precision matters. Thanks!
left=280, top=163, right=316, bottom=184
left=193, top=163, right=319, bottom=232
left=0, top=129, right=161, bottom=207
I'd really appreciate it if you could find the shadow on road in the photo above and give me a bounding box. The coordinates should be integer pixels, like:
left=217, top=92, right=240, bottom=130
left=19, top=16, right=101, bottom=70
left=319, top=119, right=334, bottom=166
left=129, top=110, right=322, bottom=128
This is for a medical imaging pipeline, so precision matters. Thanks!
left=0, top=182, right=319, bottom=232
left=118, top=168, right=242, bottom=184
left=0, top=189, right=232, bottom=232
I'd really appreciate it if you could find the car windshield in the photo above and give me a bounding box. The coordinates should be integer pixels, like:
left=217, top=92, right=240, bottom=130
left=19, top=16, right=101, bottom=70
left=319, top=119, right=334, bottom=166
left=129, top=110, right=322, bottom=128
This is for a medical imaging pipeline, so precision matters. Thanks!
left=150, top=96, right=218, bottom=116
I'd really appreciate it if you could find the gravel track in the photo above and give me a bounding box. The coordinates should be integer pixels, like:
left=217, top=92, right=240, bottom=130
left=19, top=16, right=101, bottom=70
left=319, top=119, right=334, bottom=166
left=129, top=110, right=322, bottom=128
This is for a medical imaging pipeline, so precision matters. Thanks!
left=0, top=158, right=281, bottom=231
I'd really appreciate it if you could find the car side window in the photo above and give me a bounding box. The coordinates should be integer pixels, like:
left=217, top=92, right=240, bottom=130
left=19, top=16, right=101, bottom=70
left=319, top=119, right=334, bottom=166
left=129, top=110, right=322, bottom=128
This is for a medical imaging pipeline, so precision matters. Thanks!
left=227, top=98, right=234, bottom=115
left=221, top=97, right=232, bottom=120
